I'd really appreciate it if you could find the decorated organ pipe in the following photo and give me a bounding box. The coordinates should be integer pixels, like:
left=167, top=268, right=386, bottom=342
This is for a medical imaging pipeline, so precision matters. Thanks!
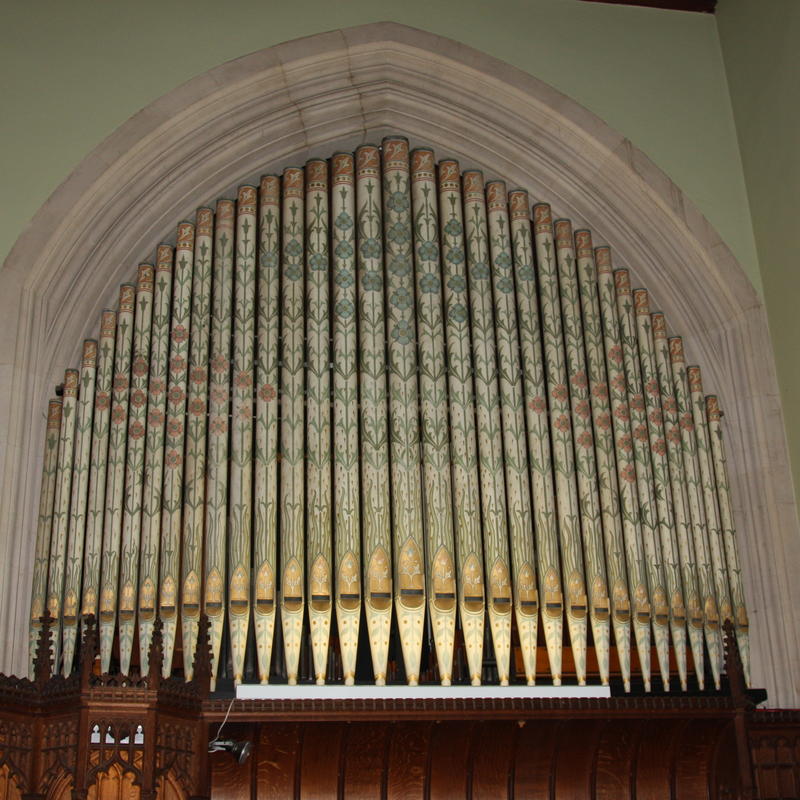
left=465, top=170, right=513, bottom=685
left=46, top=368, right=79, bottom=670
left=118, top=263, right=155, bottom=675
left=29, top=398, right=62, bottom=677
left=686, top=366, right=733, bottom=624
left=331, top=157, right=360, bottom=685
left=29, top=139, right=752, bottom=690
left=510, top=191, right=562, bottom=686
left=61, top=341, right=97, bottom=673
left=706, top=395, right=751, bottom=685
left=651, top=312, right=706, bottom=688
left=304, top=163, right=333, bottom=684
left=573, top=231, right=633, bottom=691
left=254, top=178, right=280, bottom=683
left=47, top=367, right=81, bottom=666
left=440, top=161, right=486, bottom=686
left=228, top=186, right=257, bottom=684
left=553, top=219, right=610, bottom=685
left=383, top=138, right=426, bottom=685
left=139, top=245, right=173, bottom=673
left=632, top=290, right=688, bottom=690
left=486, top=181, right=538, bottom=686
left=594, top=248, right=653, bottom=690
left=669, top=337, right=724, bottom=689
left=412, top=149, right=457, bottom=684
left=532, top=204, right=588, bottom=684
left=614, top=269, right=671, bottom=690
left=161, top=225, right=195, bottom=677
left=280, top=168, right=305, bottom=685
left=81, top=312, right=116, bottom=634
left=688, top=365, right=735, bottom=672
left=99, top=284, right=135, bottom=671
left=205, top=203, right=232, bottom=685
left=356, top=145, right=392, bottom=685
left=181, top=216, right=211, bottom=678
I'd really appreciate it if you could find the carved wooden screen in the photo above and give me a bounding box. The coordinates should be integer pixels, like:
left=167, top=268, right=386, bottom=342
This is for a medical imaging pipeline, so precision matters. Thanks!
left=28, top=137, right=750, bottom=693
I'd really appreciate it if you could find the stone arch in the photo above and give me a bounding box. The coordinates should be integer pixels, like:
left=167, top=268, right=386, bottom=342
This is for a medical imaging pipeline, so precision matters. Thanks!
left=0, top=22, right=797, bottom=703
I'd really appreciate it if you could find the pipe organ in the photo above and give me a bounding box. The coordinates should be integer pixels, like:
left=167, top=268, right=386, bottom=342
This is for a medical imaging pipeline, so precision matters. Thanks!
left=28, top=136, right=752, bottom=692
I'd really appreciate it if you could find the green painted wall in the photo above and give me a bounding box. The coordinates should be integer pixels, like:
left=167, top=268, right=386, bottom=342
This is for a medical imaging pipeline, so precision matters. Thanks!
left=717, top=0, right=800, bottom=506
left=1, top=0, right=759, bottom=290
left=5, top=0, right=794, bottom=493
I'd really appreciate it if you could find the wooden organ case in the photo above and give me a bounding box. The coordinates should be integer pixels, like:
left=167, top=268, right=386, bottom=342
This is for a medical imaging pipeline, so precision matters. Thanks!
left=2, top=138, right=798, bottom=800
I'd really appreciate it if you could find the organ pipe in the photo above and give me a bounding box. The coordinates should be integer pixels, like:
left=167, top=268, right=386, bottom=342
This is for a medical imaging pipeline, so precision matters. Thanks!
left=669, top=337, right=724, bottom=689
left=356, top=145, right=392, bottom=685
left=632, top=290, right=688, bottom=689
left=614, top=269, right=670, bottom=690
left=118, top=264, right=154, bottom=675
left=595, top=248, right=653, bottom=690
left=440, top=161, right=486, bottom=686
left=573, top=231, right=632, bottom=691
left=706, top=396, right=751, bottom=686
left=181, top=216, right=211, bottom=678
left=99, top=283, right=135, bottom=671
left=139, top=245, right=173, bottom=673
left=412, top=149, right=457, bottom=684
left=29, top=398, right=62, bottom=677
left=465, top=170, right=513, bottom=685
left=532, top=204, right=588, bottom=684
left=61, top=341, right=97, bottom=673
left=650, top=312, right=706, bottom=689
left=254, top=179, right=280, bottom=684
left=304, top=163, right=333, bottom=684
left=510, top=191, right=563, bottom=686
left=553, top=220, right=610, bottom=685
left=383, top=138, right=426, bottom=685
left=331, top=156, right=360, bottom=685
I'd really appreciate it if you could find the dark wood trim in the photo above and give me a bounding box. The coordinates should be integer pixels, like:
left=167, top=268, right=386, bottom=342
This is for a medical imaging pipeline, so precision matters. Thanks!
left=580, top=0, right=717, bottom=13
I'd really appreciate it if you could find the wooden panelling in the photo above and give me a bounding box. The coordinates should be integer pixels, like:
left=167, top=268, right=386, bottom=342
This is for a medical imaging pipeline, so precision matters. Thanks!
left=594, top=720, right=637, bottom=800
left=513, top=719, right=560, bottom=800
left=255, top=723, right=302, bottom=800
left=299, top=724, right=344, bottom=800
left=386, top=723, right=432, bottom=800
left=470, top=721, right=515, bottom=799
left=634, top=719, right=684, bottom=800
left=427, top=722, right=471, bottom=800
left=340, top=723, right=389, bottom=800
left=673, top=718, right=721, bottom=799
left=210, top=723, right=253, bottom=800
left=203, top=717, right=760, bottom=799
left=553, top=719, right=604, bottom=799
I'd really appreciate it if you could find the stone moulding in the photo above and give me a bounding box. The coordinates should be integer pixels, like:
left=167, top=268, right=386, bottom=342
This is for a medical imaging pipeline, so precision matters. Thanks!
left=0, top=22, right=797, bottom=705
